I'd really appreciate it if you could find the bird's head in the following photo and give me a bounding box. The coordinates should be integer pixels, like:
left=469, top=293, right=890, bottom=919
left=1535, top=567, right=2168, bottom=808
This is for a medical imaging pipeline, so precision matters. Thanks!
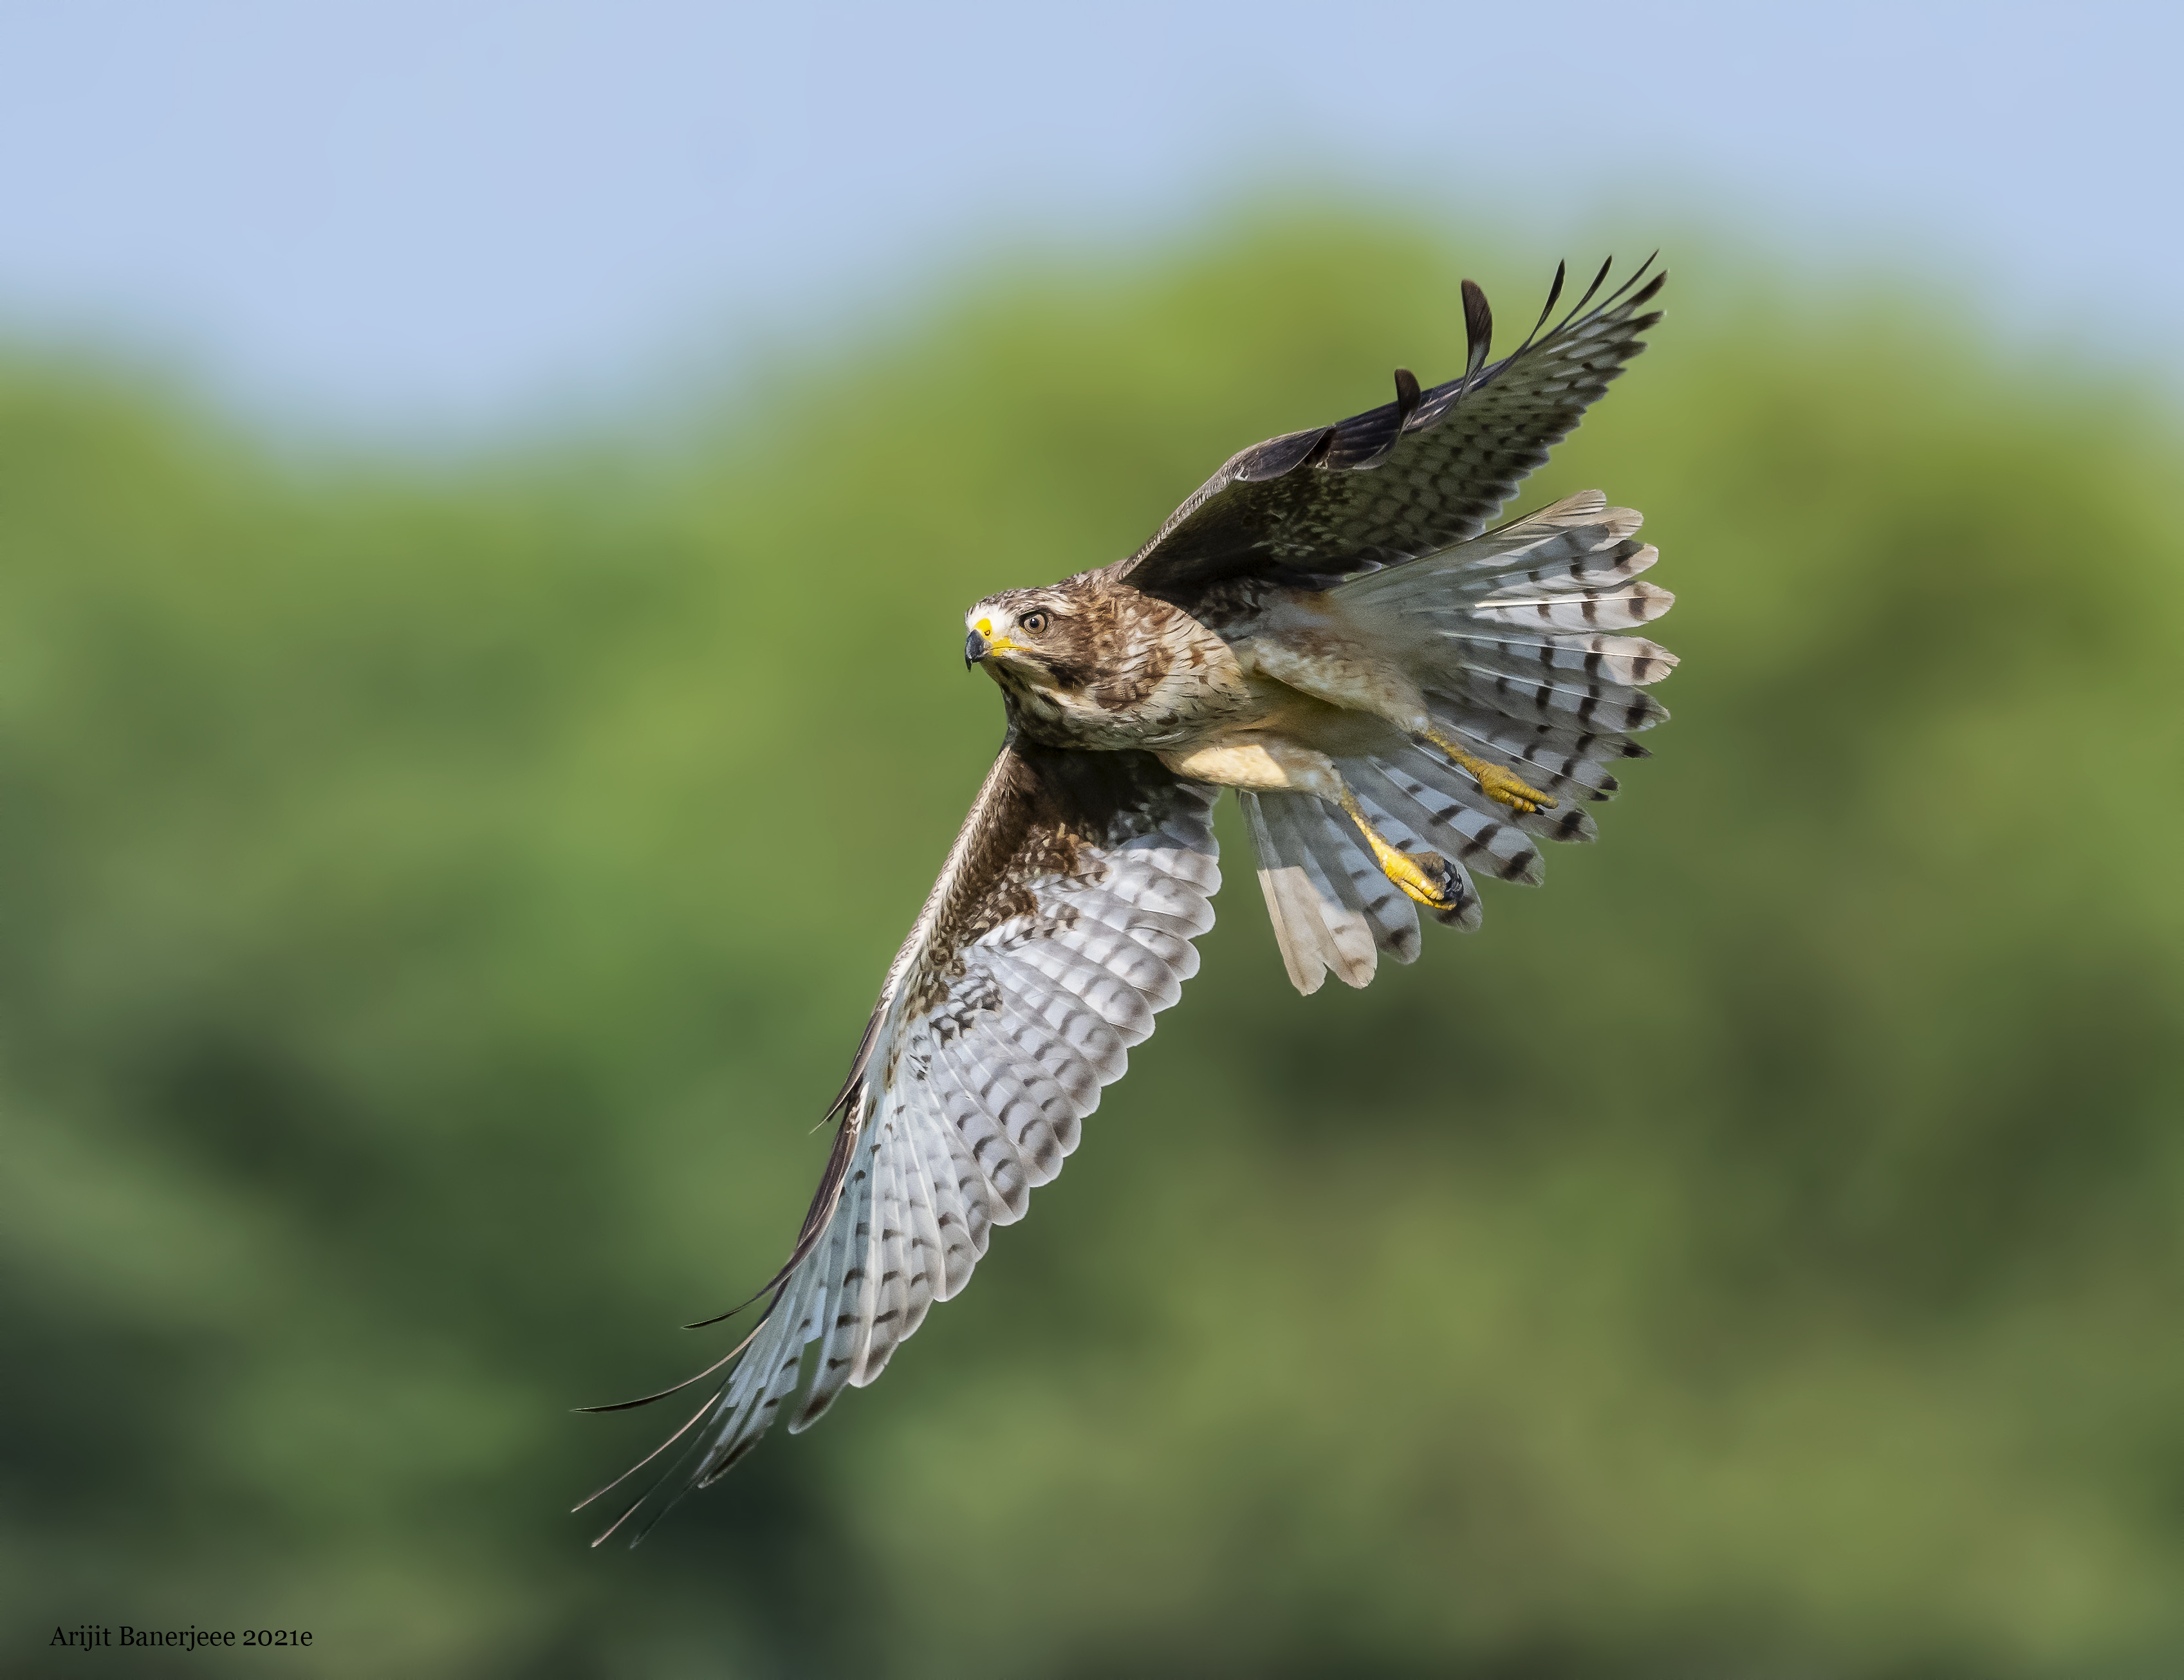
left=963, top=590, right=1084, bottom=692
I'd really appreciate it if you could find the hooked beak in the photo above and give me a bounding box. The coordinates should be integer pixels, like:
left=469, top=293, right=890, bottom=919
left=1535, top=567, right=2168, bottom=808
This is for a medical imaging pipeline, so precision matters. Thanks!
left=963, top=628, right=989, bottom=668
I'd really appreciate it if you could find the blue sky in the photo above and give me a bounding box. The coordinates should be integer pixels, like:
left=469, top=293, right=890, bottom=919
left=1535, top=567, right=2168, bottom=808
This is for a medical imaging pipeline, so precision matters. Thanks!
left=0, top=1, right=2173, bottom=436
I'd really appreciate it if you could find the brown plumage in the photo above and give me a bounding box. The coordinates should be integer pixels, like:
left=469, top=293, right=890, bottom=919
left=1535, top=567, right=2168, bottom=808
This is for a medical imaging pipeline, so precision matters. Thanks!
left=578, top=255, right=1672, bottom=1542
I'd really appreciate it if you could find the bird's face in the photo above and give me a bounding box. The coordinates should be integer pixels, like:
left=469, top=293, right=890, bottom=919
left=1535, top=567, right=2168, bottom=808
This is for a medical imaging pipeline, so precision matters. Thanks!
left=963, top=593, right=1073, bottom=690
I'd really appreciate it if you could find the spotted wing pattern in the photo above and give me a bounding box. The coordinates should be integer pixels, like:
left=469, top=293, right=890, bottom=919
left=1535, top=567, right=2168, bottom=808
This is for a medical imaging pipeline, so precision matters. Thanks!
left=1115, top=259, right=1665, bottom=597
left=581, top=736, right=1219, bottom=1542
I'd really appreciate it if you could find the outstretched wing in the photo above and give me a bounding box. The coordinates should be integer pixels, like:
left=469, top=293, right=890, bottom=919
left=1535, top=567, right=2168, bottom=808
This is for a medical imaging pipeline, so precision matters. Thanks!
left=580, top=734, right=1219, bottom=1542
left=1114, top=258, right=1666, bottom=598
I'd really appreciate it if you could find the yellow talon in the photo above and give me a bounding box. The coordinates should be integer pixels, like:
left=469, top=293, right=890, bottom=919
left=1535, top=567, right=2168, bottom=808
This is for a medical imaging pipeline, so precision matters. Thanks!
left=1337, top=792, right=1460, bottom=910
left=1384, top=849, right=1461, bottom=910
left=1421, top=729, right=1557, bottom=815
left=1470, top=760, right=1557, bottom=815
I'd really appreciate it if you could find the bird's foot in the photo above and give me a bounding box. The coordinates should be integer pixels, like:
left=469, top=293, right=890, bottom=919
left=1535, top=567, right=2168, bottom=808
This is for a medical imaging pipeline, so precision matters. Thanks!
left=1337, top=792, right=1461, bottom=911
left=1384, top=848, right=1462, bottom=911
left=1419, top=728, right=1557, bottom=815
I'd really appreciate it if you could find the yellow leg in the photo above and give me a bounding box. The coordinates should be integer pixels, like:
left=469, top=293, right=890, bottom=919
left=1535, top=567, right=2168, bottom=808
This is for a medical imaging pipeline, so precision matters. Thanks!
left=1419, top=727, right=1557, bottom=815
left=1336, top=791, right=1460, bottom=912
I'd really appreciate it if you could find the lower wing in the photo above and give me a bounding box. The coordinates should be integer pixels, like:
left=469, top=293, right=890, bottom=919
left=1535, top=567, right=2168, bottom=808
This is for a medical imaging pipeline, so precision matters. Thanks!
left=580, top=734, right=1220, bottom=1542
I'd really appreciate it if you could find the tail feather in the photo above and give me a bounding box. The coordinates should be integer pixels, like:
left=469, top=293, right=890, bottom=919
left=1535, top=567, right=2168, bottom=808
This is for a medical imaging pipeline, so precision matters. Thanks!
left=1432, top=712, right=1649, bottom=800
left=1340, top=490, right=1622, bottom=587
left=1429, top=666, right=1669, bottom=734
left=1338, top=771, right=1483, bottom=931
left=1239, top=486, right=1672, bottom=997
left=1264, top=796, right=1383, bottom=986
left=1339, top=492, right=1662, bottom=611
left=1242, top=793, right=1353, bottom=995
left=1453, top=535, right=1660, bottom=598
left=1393, top=735, right=1600, bottom=846
left=1332, top=486, right=1674, bottom=807
left=1242, top=791, right=1384, bottom=993
left=1427, top=629, right=1678, bottom=688
left=1459, top=580, right=1672, bottom=633
left=1273, top=795, right=1423, bottom=966
left=1349, top=749, right=1544, bottom=886
left=1320, top=820, right=1425, bottom=966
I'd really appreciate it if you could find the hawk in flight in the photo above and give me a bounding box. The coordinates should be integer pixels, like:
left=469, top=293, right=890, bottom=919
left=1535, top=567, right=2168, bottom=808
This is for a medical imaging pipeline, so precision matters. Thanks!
left=583, top=257, right=1670, bottom=1542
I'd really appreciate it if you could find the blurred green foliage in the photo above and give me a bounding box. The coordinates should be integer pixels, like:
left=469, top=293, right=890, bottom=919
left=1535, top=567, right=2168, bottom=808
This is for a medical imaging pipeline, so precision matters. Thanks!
left=2, top=217, right=2181, bottom=1679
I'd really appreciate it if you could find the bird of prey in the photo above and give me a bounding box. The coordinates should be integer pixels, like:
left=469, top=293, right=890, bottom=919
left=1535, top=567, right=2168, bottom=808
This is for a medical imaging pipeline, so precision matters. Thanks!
left=581, top=255, right=1671, bottom=1542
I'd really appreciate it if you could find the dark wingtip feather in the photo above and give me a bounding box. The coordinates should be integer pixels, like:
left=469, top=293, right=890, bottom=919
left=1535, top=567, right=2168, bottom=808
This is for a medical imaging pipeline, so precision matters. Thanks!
left=1591, top=254, right=1665, bottom=317
left=1551, top=255, right=1616, bottom=337
left=573, top=1325, right=760, bottom=1414
left=575, top=1390, right=690, bottom=1416
left=1390, top=368, right=1423, bottom=438
left=589, top=1494, right=647, bottom=1548
left=1460, top=279, right=1493, bottom=375
left=674, top=1103, right=862, bottom=1329
left=1510, top=261, right=1568, bottom=359
left=573, top=1389, right=719, bottom=1527
left=1346, top=373, right=1422, bottom=472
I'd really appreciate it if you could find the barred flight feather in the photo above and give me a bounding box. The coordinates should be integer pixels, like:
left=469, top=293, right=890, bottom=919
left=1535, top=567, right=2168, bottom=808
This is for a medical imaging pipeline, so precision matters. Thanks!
left=889, top=1109, right=945, bottom=1332
left=938, top=1030, right=1071, bottom=1182
left=1432, top=630, right=1678, bottom=689
left=928, top=1048, right=1042, bottom=1208
left=1343, top=753, right=1542, bottom=886
left=903, top=1093, right=979, bottom=1297
left=792, top=1152, right=870, bottom=1426
left=1057, top=885, right=1205, bottom=972
left=1001, top=941, right=1159, bottom=1046
left=1310, top=807, right=1423, bottom=965
left=981, top=1004, right=1102, bottom=1129
left=1450, top=714, right=1649, bottom=789
left=1437, top=665, right=1669, bottom=733
left=1347, top=779, right=1483, bottom=931
left=1043, top=918, right=1184, bottom=1011
left=1264, top=795, right=1379, bottom=987
left=860, top=1131, right=916, bottom=1379
left=1239, top=791, right=1318, bottom=993
left=1243, top=792, right=1360, bottom=995
left=1458, top=542, right=1660, bottom=595
left=985, top=960, right=1130, bottom=1089
left=1461, top=582, right=1672, bottom=634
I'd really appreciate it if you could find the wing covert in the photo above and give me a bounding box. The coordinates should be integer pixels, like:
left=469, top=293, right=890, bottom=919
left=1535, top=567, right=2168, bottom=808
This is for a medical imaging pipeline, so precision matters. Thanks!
left=580, top=735, right=1219, bottom=1542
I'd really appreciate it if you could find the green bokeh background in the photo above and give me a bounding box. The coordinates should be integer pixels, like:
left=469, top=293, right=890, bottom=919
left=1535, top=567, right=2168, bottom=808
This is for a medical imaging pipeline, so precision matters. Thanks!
left=3, top=217, right=2181, bottom=1677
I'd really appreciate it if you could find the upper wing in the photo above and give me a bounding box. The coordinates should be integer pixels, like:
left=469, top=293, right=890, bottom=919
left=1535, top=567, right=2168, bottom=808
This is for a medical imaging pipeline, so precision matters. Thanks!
left=1113, top=258, right=1666, bottom=598
left=581, top=734, right=1219, bottom=1542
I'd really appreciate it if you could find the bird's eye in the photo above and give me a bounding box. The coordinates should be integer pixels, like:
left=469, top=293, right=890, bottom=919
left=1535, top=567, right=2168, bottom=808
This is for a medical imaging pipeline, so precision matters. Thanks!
left=1020, top=610, right=1050, bottom=634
